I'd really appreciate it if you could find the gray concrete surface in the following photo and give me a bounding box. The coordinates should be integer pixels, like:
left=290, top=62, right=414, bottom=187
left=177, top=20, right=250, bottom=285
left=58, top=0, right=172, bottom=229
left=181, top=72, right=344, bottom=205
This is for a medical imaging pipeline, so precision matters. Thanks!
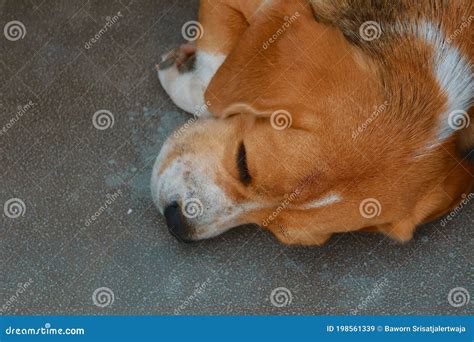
left=0, top=0, right=473, bottom=315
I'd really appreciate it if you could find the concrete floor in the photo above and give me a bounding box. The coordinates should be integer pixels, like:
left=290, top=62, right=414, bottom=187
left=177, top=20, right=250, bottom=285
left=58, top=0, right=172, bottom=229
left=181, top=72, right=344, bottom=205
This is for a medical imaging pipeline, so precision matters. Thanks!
left=1, top=0, right=473, bottom=315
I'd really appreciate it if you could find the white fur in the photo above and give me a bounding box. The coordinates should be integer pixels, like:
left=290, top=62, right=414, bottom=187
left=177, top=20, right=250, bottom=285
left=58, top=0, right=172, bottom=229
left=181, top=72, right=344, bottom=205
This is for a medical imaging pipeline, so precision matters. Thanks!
left=151, top=145, right=262, bottom=240
left=417, top=22, right=473, bottom=142
left=158, top=51, right=226, bottom=117
left=295, top=193, right=342, bottom=210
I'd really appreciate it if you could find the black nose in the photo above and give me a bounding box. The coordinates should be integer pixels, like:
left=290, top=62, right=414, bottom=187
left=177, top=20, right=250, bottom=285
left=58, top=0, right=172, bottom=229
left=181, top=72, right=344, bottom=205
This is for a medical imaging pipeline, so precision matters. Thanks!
left=164, top=202, right=193, bottom=243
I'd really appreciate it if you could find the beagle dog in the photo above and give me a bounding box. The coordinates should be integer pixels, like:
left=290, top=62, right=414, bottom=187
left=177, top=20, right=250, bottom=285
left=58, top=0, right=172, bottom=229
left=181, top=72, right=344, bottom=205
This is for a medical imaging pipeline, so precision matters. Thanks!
left=152, top=0, right=473, bottom=245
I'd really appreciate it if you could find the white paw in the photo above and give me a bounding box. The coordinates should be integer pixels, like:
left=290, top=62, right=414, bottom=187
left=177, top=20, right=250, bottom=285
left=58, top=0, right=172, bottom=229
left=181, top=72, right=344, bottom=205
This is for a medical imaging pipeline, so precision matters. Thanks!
left=156, top=47, right=226, bottom=118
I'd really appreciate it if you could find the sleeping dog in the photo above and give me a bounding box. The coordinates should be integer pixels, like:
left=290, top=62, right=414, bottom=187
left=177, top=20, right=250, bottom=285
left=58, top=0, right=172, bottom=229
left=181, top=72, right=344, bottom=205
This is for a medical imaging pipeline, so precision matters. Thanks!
left=151, top=0, right=473, bottom=245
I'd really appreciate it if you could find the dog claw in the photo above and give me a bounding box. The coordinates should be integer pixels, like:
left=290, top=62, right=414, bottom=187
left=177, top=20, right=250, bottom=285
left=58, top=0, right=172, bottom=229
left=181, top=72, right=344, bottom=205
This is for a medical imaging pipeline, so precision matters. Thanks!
left=156, top=43, right=197, bottom=72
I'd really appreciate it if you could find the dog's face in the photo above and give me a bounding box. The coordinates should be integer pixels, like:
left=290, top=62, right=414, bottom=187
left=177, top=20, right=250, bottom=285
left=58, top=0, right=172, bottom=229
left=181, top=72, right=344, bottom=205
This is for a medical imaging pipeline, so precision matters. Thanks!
left=152, top=3, right=472, bottom=244
left=151, top=97, right=470, bottom=245
left=151, top=113, right=354, bottom=243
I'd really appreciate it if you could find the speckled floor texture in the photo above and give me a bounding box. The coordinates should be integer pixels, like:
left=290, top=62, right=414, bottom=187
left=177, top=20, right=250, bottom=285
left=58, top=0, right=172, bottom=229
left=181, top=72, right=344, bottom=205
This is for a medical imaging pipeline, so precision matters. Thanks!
left=0, top=0, right=473, bottom=315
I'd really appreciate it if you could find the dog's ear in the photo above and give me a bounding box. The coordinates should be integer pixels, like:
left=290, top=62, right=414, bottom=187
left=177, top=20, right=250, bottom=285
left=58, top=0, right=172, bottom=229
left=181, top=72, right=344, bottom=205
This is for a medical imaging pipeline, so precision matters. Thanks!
left=203, top=20, right=286, bottom=120
left=376, top=167, right=472, bottom=243
left=203, top=4, right=321, bottom=120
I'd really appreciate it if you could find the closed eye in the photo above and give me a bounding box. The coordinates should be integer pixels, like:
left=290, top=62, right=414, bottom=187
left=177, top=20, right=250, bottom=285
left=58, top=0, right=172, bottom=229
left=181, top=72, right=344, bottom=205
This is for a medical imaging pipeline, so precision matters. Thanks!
left=236, top=141, right=251, bottom=185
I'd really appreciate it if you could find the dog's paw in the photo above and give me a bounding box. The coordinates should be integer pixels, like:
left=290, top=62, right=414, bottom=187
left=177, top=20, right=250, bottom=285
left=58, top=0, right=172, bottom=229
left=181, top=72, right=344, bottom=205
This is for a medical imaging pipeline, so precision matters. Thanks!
left=156, top=44, right=212, bottom=117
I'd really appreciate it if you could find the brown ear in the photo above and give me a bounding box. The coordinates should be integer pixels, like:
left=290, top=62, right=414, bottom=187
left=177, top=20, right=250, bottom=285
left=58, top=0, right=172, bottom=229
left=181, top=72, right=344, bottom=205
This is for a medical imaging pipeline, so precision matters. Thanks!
left=376, top=189, right=452, bottom=242
left=203, top=19, right=283, bottom=119
left=204, top=3, right=322, bottom=119
left=376, top=219, right=417, bottom=243
left=377, top=160, right=473, bottom=242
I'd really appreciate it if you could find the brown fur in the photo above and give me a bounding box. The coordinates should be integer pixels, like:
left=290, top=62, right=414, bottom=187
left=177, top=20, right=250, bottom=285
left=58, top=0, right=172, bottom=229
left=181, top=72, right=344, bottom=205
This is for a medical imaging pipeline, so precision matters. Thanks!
left=158, top=0, right=473, bottom=245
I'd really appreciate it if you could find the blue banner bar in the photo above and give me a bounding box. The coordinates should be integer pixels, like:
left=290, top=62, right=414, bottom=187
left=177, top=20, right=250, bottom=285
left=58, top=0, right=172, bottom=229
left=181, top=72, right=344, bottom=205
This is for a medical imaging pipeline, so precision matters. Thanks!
left=1, top=316, right=472, bottom=341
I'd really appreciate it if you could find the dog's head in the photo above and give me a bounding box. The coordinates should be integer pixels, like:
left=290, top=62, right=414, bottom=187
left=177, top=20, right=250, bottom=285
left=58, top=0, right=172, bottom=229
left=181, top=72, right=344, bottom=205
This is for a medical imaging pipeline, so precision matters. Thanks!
left=152, top=4, right=473, bottom=244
